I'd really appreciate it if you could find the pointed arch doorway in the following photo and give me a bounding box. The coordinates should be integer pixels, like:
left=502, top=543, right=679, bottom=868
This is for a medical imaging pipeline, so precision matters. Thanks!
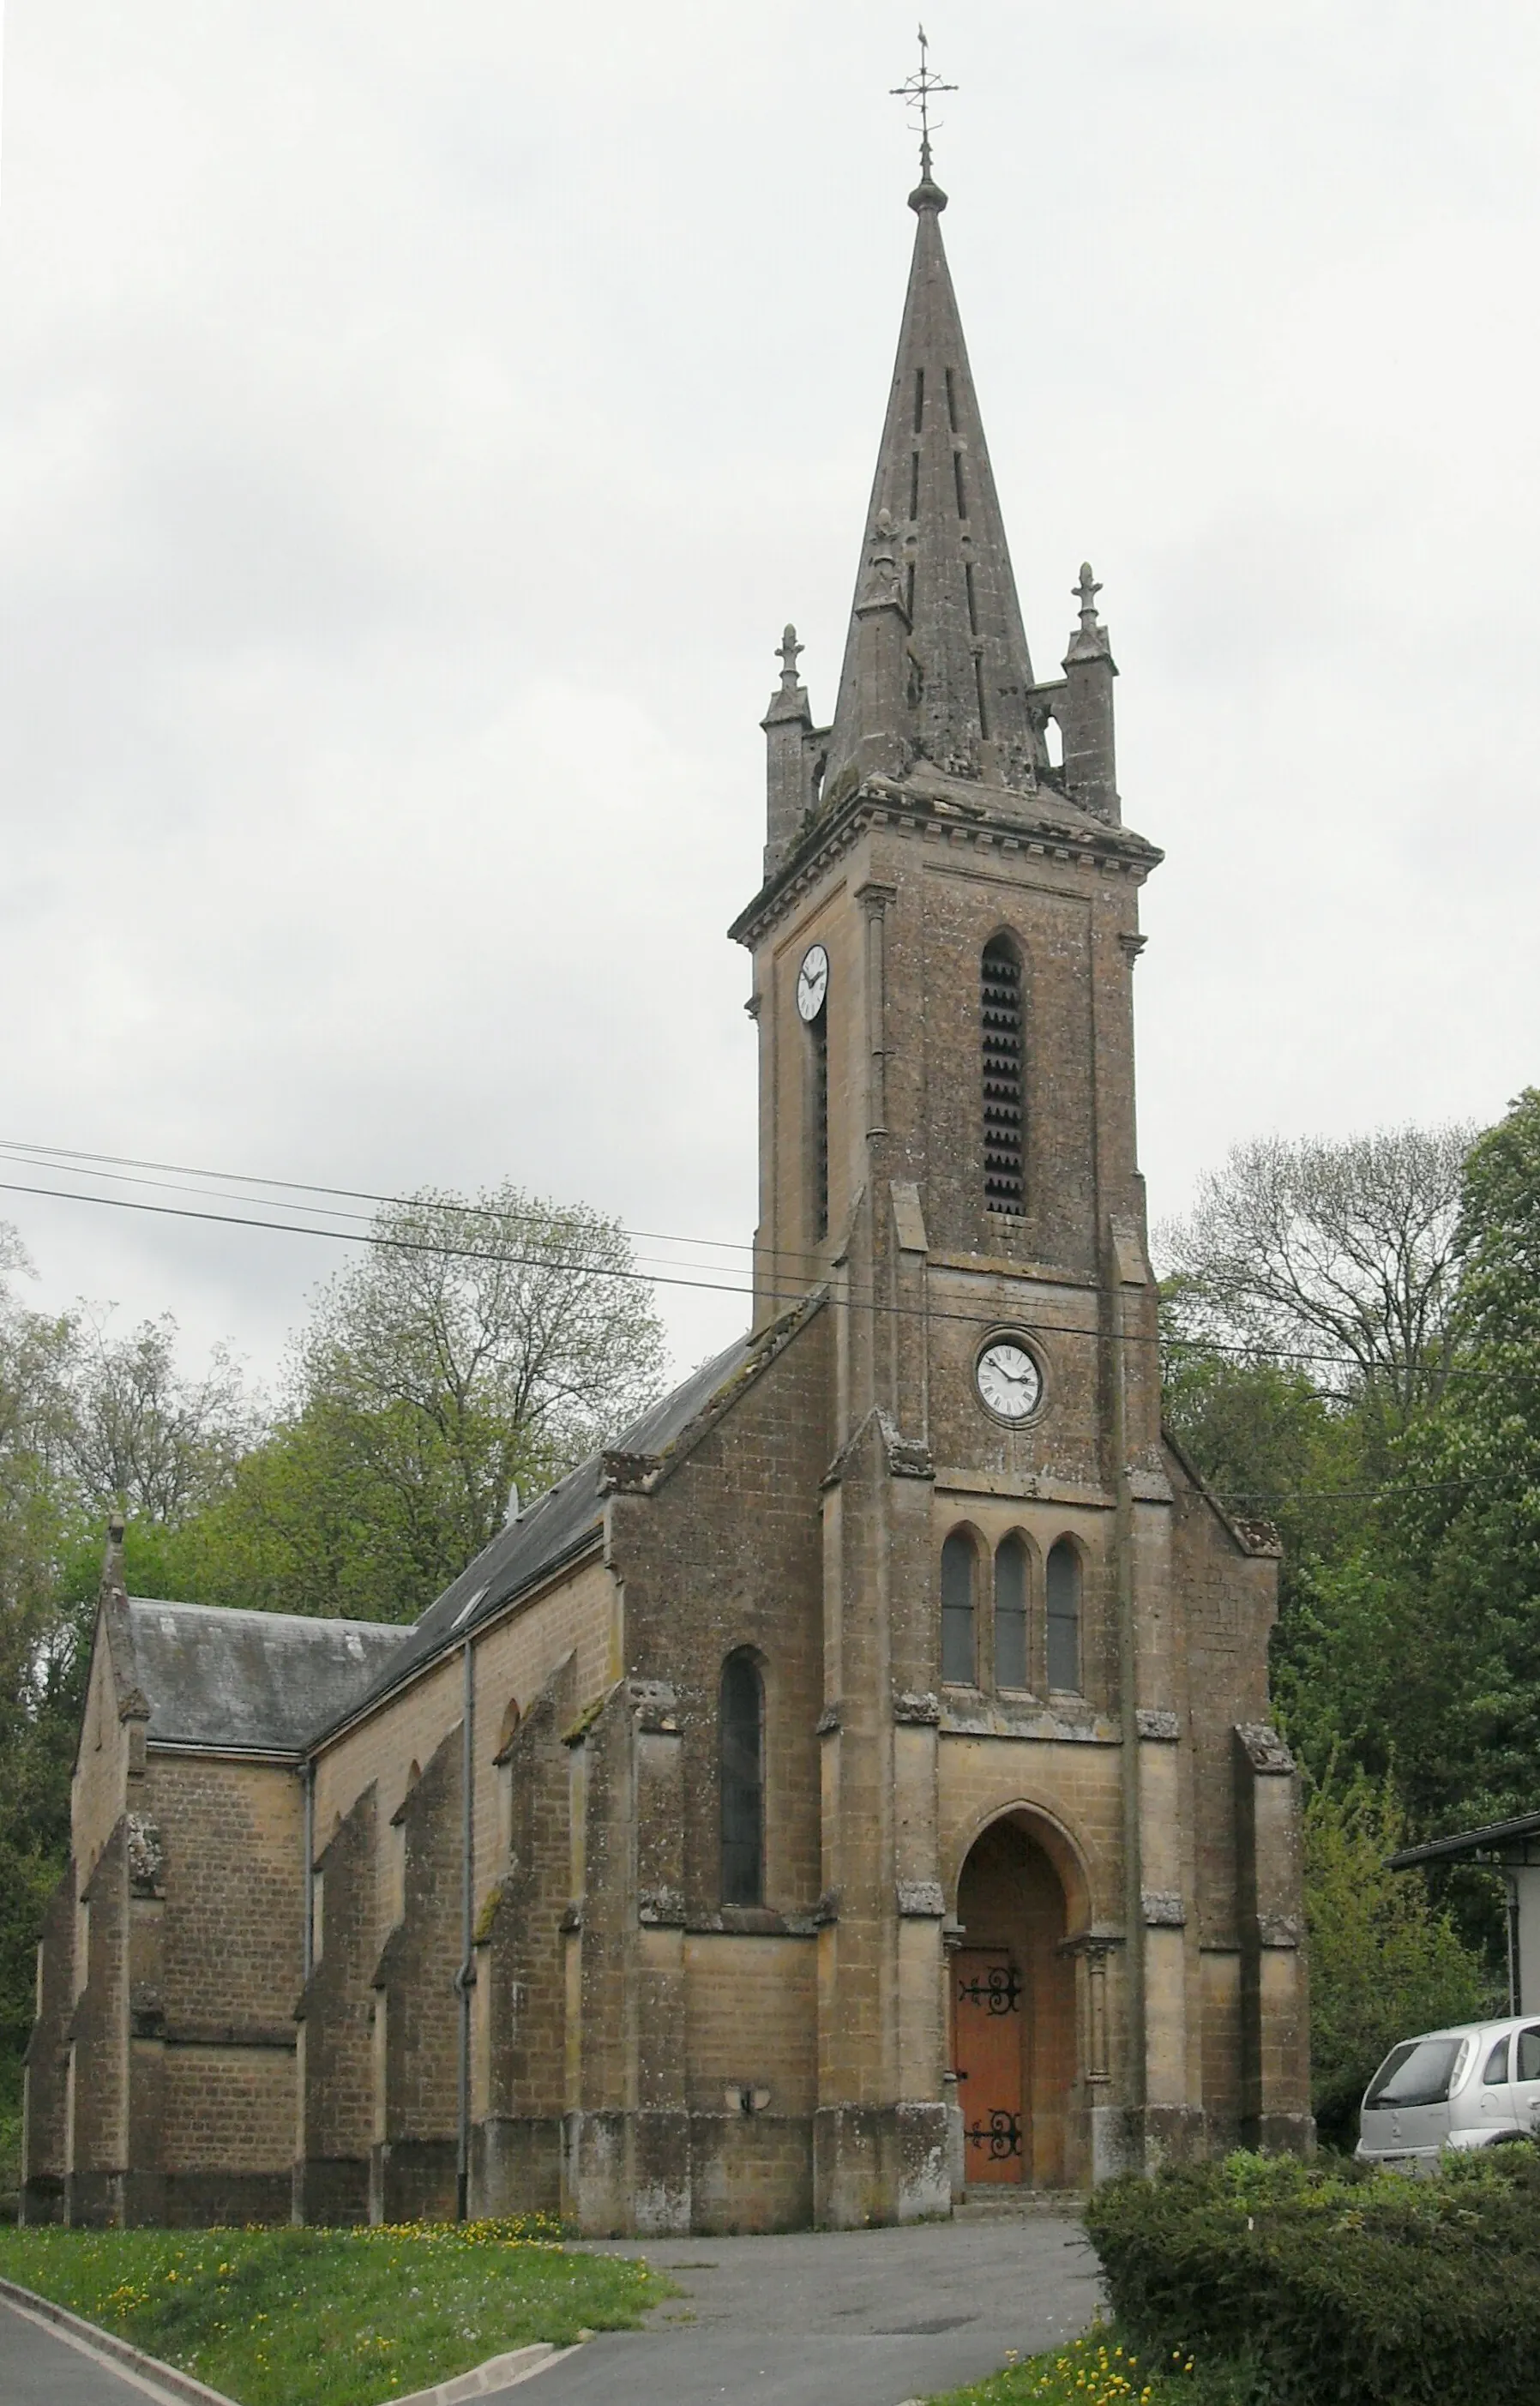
left=952, top=1814, right=1080, bottom=2188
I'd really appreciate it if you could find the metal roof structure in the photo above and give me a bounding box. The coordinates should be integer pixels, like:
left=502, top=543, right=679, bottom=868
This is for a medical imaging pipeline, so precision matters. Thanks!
left=1388, top=1810, right=1540, bottom=1872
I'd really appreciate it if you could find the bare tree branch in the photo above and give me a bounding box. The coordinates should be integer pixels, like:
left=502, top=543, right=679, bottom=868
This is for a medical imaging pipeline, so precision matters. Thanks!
left=1157, top=1123, right=1475, bottom=1418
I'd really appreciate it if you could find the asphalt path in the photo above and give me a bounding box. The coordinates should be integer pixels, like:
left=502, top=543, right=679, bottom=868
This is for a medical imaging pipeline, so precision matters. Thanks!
left=506, top=2212, right=1101, bottom=2406
left=0, top=2211, right=1099, bottom=2406
left=0, top=2290, right=192, bottom=2405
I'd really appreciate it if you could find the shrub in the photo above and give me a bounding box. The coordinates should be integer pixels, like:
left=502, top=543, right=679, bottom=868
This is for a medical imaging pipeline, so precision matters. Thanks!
left=1085, top=2148, right=1540, bottom=2406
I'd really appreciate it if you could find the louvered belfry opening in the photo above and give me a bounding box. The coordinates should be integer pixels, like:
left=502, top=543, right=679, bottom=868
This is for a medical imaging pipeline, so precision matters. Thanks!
left=982, top=936, right=1026, bottom=1215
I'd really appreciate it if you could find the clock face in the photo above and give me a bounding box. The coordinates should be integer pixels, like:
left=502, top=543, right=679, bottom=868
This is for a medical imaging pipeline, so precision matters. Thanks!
left=976, top=1339, right=1043, bottom=1423
left=797, top=942, right=830, bottom=1023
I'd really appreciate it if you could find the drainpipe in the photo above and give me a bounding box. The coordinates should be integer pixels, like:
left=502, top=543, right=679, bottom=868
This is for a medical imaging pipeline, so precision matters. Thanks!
left=302, top=1759, right=316, bottom=1985
left=1110, top=1289, right=1146, bottom=2134
left=454, top=1638, right=475, bottom=2221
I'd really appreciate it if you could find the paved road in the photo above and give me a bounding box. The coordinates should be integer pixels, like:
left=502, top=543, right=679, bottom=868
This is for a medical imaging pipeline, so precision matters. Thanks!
left=1, top=2291, right=189, bottom=2405
left=508, top=2212, right=1100, bottom=2406
left=1, top=2211, right=1099, bottom=2406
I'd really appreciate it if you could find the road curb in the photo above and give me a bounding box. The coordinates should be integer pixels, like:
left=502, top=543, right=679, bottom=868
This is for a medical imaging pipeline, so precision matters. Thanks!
left=382, top=2340, right=580, bottom=2405
left=0, top=2276, right=238, bottom=2404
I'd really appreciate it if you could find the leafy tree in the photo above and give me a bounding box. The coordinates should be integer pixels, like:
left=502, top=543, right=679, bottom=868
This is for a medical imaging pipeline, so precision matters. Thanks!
left=1159, top=1126, right=1501, bottom=1819
left=0, top=1236, right=263, bottom=2122
left=0, top=1237, right=86, bottom=2122
left=1380, top=1089, right=1540, bottom=1830
left=183, top=1186, right=667, bottom=1621
left=1157, top=1124, right=1513, bottom=2092
left=57, top=1310, right=259, bottom=1523
left=1160, top=1287, right=1368, bottom=1563
left=1160, top=1123, right=1473, bottom=1435
left=1303, top=1766, right=1495, bottom=2147
left=0, top=1183, right=667, bottom=2123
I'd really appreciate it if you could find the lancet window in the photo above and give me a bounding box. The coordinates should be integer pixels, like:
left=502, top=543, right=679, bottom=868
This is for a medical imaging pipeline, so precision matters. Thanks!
left=941, top=1531, right=978, bottom=1685
left=720, top=1650, right=765, bottom=1907
left=1046, top=1540, right=1082, bottom=1693
left=994, top=1535, right=1029, bottom=1689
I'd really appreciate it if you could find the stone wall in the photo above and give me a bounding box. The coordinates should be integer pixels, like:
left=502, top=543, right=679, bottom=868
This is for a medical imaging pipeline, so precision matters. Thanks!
left=66, top=1820, right=129, bottom=2225
left=372, top=1722, right=463, bottom=2222
left=471, top=1656, right=577, bottom=2217
left=296, top=1782, right=378, bottom=2223
left=21, top=1868, right=75, bottom=2223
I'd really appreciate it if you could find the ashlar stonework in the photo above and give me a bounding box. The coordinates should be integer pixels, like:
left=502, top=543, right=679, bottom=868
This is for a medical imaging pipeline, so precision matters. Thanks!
left=23, top=165, right=1310, bottom=2235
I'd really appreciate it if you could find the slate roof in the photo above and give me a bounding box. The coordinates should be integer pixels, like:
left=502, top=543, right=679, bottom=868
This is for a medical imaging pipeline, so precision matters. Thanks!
left=126, top=1599, right=405, bottom=1756
left=309, top=1329, right=757, bottom=1741
left=115, top=1326, right=771, bottom=1761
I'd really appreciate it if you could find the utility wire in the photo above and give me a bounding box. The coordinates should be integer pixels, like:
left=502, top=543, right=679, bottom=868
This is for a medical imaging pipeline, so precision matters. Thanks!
left=0, top=1169, right=1507, bottom=1431
left=0, top=1137, right=792, bottom=1265
left=0, top=1137, right=1495, bottom=1386
left=2, top=1171, right=1514, bottom=1516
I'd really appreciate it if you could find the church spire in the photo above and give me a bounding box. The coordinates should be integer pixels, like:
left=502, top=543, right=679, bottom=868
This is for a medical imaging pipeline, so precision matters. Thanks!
left=822, top=87, right=1044, bottom=803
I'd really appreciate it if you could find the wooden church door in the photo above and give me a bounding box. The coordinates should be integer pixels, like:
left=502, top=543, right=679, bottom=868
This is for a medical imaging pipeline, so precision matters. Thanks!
left=953, top=1947, right=1025, bottom=2183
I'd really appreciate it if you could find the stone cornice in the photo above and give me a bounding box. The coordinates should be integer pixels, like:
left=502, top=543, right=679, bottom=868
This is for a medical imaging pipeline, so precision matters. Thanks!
left=729, top=773, right=1161, bottom=950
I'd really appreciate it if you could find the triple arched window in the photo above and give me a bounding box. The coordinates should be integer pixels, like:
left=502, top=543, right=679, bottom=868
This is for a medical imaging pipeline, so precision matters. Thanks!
left=982, top=935, right=1026, bottom=1217
left=938, top=1528, right=1082, bottom=1695
left=719, top=1650, right=765, bottom=1907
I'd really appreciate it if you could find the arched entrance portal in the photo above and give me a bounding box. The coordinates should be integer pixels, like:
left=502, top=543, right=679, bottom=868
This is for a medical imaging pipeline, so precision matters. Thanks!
left=952, top=1815, right=1079, bottom=2189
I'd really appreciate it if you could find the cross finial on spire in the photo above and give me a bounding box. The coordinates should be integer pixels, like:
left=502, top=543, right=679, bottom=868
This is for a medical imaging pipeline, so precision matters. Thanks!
left=891, top=24, right=956, bottom=208
left=1074, top=562, right=1103, bottom=632
left=777, top=624, right=804, bottom=691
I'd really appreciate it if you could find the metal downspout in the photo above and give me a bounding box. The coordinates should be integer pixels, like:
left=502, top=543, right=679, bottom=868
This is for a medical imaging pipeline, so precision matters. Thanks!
left=1111, top=1288, right=1146, bottom=2132
left=302, top=1759, right=316, bottom=1985
left=455, top=1638, right=475, bottom=2220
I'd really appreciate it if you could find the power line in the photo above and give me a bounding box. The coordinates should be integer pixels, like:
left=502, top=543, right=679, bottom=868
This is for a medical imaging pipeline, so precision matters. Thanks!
left=0, top=1147, right=775, bottom=1293
left=3, top=1173, right=1514, bottom=1515
left=0, top=1136, right=800, bottom=1266
left=0, top=1145, right=1509, bottom=1386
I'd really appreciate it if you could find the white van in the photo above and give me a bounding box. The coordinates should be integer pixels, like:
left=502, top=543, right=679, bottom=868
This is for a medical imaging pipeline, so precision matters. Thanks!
left=1357, top=2017, right=1540, bottom=2167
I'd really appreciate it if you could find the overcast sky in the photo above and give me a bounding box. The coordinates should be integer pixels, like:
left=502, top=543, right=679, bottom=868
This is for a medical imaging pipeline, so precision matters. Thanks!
left=0, top=1, right=1536, bottom=1400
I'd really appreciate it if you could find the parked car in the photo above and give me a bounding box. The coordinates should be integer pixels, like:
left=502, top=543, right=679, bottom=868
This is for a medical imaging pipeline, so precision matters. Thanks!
left=1357, top=2017, right=1540, bottom=2167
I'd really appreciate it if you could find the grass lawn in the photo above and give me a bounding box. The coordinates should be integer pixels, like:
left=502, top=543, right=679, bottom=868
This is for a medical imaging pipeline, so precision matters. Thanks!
left=0, top=2216, right=670, bottom=2406
left=925, top=2325, right=1252, bottom=2406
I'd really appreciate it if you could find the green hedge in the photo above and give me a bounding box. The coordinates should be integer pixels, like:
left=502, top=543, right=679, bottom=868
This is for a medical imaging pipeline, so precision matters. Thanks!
left=1084, top=2149, right=1540, bottom=2406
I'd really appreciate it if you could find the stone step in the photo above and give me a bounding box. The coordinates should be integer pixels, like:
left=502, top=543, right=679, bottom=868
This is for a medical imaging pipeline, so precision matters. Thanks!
left=954, top=2186, right=1086, bottom=2220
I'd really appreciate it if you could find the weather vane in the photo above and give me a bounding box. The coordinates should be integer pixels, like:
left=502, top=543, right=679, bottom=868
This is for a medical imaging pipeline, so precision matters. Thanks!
left=890, top=24, right=957, bottom=183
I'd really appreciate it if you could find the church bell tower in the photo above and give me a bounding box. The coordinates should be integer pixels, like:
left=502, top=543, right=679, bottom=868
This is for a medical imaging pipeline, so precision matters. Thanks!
left=730, top=129, right=1308, bottom=2216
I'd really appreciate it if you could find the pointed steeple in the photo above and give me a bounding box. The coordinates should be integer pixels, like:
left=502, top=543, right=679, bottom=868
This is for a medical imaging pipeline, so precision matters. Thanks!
left=822, top=177, right=1045, bottom=802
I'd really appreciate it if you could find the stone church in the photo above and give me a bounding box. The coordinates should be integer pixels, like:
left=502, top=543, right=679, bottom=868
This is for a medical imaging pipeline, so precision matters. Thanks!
left=23, top=158, right=1310, bottom=2235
